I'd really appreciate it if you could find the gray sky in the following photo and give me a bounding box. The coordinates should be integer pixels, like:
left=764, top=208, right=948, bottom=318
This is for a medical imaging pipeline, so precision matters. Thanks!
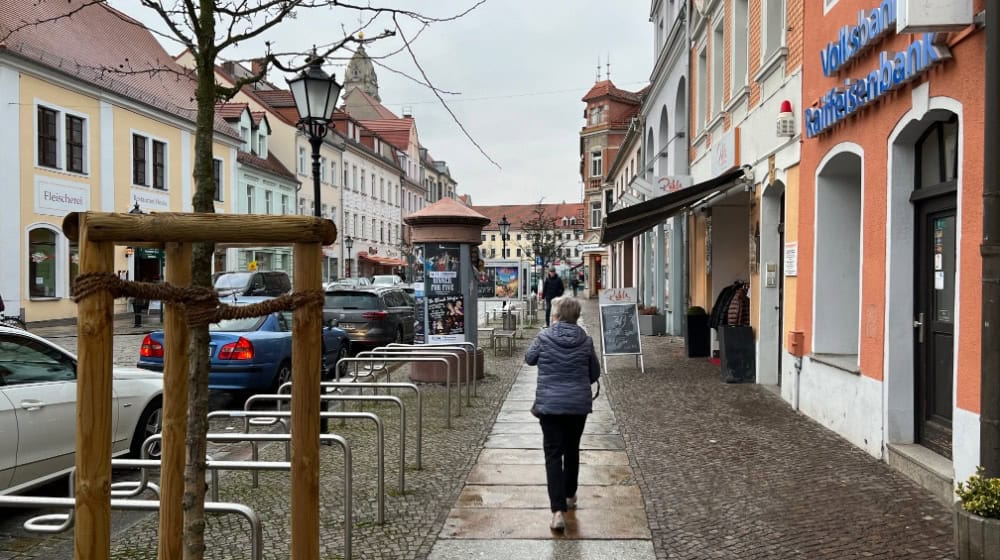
left=111, top=0, right=652, bottom=205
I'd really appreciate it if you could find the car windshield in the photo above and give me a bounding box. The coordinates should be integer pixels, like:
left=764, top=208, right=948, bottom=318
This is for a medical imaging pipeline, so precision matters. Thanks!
left=215, top=273, right=252, bottom=291
left=325, top=292, right=379, bottom=310
left=209, top=316, right=265, bottom=332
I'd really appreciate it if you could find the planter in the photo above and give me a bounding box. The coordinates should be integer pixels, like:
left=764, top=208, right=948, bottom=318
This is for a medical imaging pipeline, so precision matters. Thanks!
left=638, top=313, right=666, bottom=336
left=955, top=504, right=1000, bottom=559
left=685, top=314, right=710, bottom=358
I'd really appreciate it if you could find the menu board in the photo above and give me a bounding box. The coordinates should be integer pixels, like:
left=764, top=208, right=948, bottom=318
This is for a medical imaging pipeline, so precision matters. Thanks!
left=599, top=303, right=641, bottom=356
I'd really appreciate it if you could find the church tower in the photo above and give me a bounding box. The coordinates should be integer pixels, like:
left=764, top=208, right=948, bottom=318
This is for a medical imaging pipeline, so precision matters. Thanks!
left=344, top=44, right=380, bottom=101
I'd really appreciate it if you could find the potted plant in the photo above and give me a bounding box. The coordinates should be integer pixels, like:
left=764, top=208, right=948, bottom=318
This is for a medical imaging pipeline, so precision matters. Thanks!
left=955, top=466, right=1000, bottom=559
left=685, top=306, right=710, bottom=358
left=637, top=305, right=666, bottom=336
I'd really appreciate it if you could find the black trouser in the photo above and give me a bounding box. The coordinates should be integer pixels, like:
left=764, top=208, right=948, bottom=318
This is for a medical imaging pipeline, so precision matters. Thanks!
left=538, top=414, right=587, bottom=512
left=544, top=298, right=553, bottom=326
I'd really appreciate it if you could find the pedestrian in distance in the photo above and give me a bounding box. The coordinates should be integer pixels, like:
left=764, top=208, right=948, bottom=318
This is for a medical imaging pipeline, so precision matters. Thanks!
left=525, top=296, right=601, bottom=532
left=541, top=267, right=564, bottom=327
left=570, top=275, right=579, bottom=297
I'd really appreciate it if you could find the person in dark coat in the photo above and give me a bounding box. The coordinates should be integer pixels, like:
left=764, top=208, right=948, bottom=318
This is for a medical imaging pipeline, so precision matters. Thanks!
left=541, top=268, right=564, bottom=327
left=525, top=296, right=601, bottom=532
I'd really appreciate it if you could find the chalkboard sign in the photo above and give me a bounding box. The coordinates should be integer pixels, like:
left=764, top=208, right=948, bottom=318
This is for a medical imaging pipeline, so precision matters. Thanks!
left=599, top=303, right=641, bottom=355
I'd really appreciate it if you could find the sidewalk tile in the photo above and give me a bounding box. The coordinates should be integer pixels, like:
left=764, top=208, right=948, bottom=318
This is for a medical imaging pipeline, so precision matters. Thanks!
left=484, top=433, right=624, bottom=450
left=427, top=539, right=656, bottom=560
left=476, top=449, right=629, bottom=466
left=439, top=507, right=651, bottom=539
left=466, top=464, right=633, bottom=486
left=456, top=484, right=643, bottom=509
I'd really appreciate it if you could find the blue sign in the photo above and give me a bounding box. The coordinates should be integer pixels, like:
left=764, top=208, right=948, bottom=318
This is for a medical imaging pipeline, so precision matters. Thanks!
left=535, top=256, right=543, bottom=266
left=821, top=0, right=896, bottom=77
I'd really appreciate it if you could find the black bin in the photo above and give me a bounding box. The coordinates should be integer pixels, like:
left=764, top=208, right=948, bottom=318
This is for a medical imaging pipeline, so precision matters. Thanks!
left=718, top=325, right=755, bottom=383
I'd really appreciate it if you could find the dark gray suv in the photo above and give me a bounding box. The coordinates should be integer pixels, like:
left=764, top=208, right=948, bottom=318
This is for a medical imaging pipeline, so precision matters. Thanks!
left=323, top=286, right=415, bottom=350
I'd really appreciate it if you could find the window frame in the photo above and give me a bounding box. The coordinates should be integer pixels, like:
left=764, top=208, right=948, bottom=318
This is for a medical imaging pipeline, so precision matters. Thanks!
left=34, top=101, right=90, bottom=175
left=27, top=225, right=60, bottom=300
left=131, top=131, right=169, bottom=190
left=761, top=0, right=786, bottom=64
left=591, top=150, right=603, bottom=178
left=212, top=158, right=224, bottom=202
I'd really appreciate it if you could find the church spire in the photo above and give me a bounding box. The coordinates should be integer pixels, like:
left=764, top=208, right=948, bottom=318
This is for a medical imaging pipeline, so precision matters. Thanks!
left=344, top=43, right=380, bottom=101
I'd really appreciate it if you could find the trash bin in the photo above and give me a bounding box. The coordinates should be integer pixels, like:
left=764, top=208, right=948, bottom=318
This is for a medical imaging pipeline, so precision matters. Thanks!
left=718, top=325, right=755, bottom=383
left=502, top=311, right=518, bottom=331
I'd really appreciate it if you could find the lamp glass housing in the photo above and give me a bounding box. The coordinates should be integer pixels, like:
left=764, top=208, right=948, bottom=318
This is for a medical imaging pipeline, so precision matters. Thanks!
left=287, top=56, right=341, bottom=123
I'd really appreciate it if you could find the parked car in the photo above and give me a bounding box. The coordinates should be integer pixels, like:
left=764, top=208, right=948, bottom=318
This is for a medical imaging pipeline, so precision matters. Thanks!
left=0, top=326, right=164, bottom=495
left=324, top=277, right=371, bottom=291
left=214, top=271, right=291, bottom=298
left=323, top=287, right=415, bottom=350
left=136, top=297, right=350, bottom=395
left=371, top=274, right=403, bottom=286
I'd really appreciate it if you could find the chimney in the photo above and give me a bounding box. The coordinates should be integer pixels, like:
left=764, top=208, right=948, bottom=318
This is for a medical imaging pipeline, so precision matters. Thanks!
left=252, top=58, right=267, bottom=80
left=221, top=61, right=236, bottom=77
left=402, top=105, right=413, bottom=118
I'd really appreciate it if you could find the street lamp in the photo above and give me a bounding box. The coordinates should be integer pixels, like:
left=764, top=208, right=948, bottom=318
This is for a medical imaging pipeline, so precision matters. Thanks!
left=498, top=214, right=510, bottom=259
left=128, top=200, right=148, bottom=327
left=344, top=236, right=354, bottom=278
left=287, top=51, right=342, bottom=218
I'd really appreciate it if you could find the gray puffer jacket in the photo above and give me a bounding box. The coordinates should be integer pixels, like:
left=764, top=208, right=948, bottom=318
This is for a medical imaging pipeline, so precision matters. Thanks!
left=525, top=322, right=601, bottom=415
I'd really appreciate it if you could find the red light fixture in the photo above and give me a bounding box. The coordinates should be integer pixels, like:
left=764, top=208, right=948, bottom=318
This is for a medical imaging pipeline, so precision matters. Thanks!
left=218, top=337, right=255, bottom=360
left=140, top=334, right=164, bottom=358
left=779, top=99, right=793, bottom=114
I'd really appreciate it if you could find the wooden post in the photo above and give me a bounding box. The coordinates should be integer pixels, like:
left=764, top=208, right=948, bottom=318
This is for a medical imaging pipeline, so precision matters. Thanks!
left=74, top=217, right=114, bottom=560
left=291, top=242, right=322, bottom=560
left=158, top=242, right=191, bottom=559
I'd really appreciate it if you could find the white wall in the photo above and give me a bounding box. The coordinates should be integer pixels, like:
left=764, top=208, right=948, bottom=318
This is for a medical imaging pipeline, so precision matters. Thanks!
left=798, top=358, right=884, bottom=457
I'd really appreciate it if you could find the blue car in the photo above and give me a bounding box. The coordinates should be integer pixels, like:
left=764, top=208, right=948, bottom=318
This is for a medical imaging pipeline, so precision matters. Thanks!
left=136, top=297, right=349, bottom=395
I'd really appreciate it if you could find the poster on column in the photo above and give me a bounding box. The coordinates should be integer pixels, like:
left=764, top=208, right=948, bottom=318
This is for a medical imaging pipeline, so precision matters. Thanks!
left=427, top=294, right=465, bottom=344
left=425, top=243, right=460, bottom=296
left=477, top=266, right=496, bottom=298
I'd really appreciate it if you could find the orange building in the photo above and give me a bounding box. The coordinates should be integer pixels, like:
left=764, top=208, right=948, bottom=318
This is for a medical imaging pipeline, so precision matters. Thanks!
left=793, top=0, right=984, bottom=502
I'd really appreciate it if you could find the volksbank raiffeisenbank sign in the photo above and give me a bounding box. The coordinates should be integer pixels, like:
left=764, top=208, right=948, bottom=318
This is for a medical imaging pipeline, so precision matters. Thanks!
left=805, top=0, right=952, bottom=138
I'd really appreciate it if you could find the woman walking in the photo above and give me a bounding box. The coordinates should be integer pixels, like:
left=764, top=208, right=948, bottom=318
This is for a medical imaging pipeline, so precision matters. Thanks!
left=525, top=296, right=601, bottom=531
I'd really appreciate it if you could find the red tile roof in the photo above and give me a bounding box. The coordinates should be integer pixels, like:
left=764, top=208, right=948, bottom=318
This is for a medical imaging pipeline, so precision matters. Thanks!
left=582, top=80, right=643, bottom=104
left=0, top=0, right=239, bottom=139
left=237, top=151, right=297, bottom=181
left=359, top=118, right=413, bottom=151
left=216, top=103, right=249, bottom=120
left=349, top=89, right=399, bottom=119
left=250, top=111, right=267, bottom=127
left=254, top=89, right=296, bottom=108
left=472, top=203, right=585, bottom=232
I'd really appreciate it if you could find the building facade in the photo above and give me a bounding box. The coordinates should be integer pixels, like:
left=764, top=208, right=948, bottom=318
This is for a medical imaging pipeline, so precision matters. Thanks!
left=0, top=0, right=239, bottom=321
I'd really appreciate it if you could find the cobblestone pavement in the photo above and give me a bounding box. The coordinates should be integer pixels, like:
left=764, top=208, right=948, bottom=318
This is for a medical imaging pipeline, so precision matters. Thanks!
left=575, top=299, right=955, bottom=560
left=1, top=317, right=529, bottom=559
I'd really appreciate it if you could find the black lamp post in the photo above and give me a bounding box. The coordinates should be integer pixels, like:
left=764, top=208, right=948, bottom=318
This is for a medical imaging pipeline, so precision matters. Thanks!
left=287, top=51, right=341, bottom=218
left=128, top=200, right=148, bottom=327
left=344, top=236, right=354, bottom=278
left=498, top=214, right=510, bottom=259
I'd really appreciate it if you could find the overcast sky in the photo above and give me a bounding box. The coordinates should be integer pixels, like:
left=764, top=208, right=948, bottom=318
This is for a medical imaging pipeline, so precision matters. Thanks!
left=110, top=0, right=652, bottom=205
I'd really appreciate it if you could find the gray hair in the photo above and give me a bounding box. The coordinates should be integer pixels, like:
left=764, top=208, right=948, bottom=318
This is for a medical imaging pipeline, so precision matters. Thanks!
left=550, top=296, right=580, bottom=324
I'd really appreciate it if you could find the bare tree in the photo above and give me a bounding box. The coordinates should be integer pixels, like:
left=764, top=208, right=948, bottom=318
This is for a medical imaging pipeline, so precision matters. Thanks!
left=4, top=1, right=487, bottom=557
left=518, top=201, right=568, bottom=270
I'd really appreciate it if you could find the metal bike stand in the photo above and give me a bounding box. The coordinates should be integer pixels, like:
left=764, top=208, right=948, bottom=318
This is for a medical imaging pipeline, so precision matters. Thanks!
left=385, top=341, right=479, bottom=398
left=335, top=356, right=455, bottom=427
left=359, top=348, right=465, bottom=407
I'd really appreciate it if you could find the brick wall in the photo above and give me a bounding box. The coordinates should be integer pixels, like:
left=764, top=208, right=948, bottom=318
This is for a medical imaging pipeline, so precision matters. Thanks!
left=747, top=0, right=763, bottom=108
left=785, top=0, right=803, bottom=74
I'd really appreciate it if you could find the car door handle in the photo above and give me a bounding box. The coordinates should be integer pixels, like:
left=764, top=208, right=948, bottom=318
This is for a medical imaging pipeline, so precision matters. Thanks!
left=20, top=400, right=45, bottom=411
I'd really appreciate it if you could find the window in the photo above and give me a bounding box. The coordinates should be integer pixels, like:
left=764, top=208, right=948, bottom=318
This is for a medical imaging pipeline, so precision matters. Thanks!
left=298, top=147, right=306, bottom=175
left=361, top=215, right=367, bottom=238
left=380, top=178, right=385, bottom=201
left=28, top=228, right=57, bottom=298
left=69, top=241, right=79, bottom=296
left=213, top=158, right=223, bottom=202
left=361, top=170, right=366, bottom=195
left=37, top=106, right=58, bottom=169
left=763, top=0, right=785, bottom=62
left=590, top=201, right=602, bottom=229
left=712, top=19, right=725, bottom=115
left=36, top=105, right=88, bottom=173
left=491, top=234, right=496, bottom=242
left=320, top=157, right=328, bottom=183
left=732, top=0, right=749, bottom=96
left=66, top=115, right=85, bottom=173
left=591, top=150, right=603, bottom=177
left=331, top=162, right=338, bottom=186
left=372, top=218, right=376, bottom=241
left=380, top=221, right=385, bottom=242
left=353, top=214, right=358, bottom=237
left=330, top=205, right=337, bottom=223
left=246, top=185, right=254, bottom=213
left=344, top=211, right=350, bottom=233
left=322, top=204, right=328, bottom=217
left=0, top=335, right=76, bottom=384
left=916, top=116, right=959, bottom=189
left=353, top=166, right=358, bottom=191
left=697, top=48, right=708, bottom=131
left=265, top=191, right=273, bottom=214
left=516, top=248, right=522, bottom=257
left=490, top=248, right=496, bottom=257
left=152, top=140, right=166, bottom=190
left=588, top=105, right=605, bottom=126
left=281, top=194, right=289, bottom=215
left=132, top=134, right=147, bottom=185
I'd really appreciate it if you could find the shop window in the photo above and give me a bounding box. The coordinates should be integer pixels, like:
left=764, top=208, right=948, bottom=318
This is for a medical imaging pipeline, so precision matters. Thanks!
left=29, top=227, right=58, bottom=299
left=814, top=149, right=863, bottom=357
left=916, top=115, right=959, bottom=189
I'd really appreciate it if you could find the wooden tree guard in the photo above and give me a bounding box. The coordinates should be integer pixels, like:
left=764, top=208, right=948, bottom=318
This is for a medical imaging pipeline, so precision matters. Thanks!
left=62, top=212, right=336, bottom=560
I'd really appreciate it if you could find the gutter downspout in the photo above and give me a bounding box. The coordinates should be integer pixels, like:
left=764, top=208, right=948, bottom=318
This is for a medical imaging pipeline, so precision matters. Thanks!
left=982, top=5, right=1000, bottom=476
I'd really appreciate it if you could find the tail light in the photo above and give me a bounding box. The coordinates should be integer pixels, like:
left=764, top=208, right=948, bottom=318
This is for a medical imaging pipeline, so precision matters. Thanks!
left=361, top=311, right=389, bottom=320
left=140, top=334, right=164, bottom=358
left=218, top=337, right=254, bottom=360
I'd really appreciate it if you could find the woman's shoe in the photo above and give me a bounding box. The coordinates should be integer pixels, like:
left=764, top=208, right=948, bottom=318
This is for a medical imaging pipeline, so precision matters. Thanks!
left=550, top=511, right=566, bottom=531
left=566, top=496, right=577, bottom=509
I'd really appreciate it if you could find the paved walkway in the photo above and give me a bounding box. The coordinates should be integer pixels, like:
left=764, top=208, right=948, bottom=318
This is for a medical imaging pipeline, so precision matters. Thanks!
left=427, top=338, right=656, bottom=558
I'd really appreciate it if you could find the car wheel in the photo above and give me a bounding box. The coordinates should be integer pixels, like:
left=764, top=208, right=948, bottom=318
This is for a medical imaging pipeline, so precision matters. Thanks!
left=130, top=397, right=163, bottom=459
left=272, top=360, right=293, bottom=393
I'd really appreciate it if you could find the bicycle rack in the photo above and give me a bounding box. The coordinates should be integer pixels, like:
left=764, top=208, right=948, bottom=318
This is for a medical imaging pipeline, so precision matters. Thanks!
left=279, top=380, right=424, bottom=470
left=335, top=356, right=456, bottom=427
left=209, top=409, right=387, bottom=525
left=358, top=348, right=466, bottom=405
left=385, top=342, right=479, bottom=398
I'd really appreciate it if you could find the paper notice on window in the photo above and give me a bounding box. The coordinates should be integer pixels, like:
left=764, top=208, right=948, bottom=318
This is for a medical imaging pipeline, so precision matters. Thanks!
left=934, top=253, right=943, bottom=271
left=935, top=271, right=945, bottom=290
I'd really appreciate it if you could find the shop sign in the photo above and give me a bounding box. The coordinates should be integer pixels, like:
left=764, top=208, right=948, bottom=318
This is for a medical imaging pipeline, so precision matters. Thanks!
left=711, top=128, right=740, bottom=177
left=130, top=188, right=171, bottom=212
left=784, top=242, right=798, bottom=277
left=599, top=287, right=636, bottom=305
left=806, top=0, right=951, bottom=138
left=578, top=243, right=603, bottom=254
left=657, top=175, right=692, bottom=194
left=35, top=178, right=90, bottom=216
left=821, top=0, right=897, bottom=77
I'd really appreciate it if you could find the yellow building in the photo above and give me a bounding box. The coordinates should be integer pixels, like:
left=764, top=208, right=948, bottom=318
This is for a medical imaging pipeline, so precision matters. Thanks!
left=0, top=0, right=241, bottom=321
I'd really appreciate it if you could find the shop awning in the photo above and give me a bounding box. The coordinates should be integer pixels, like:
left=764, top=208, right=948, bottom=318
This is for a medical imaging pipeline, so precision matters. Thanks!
left=600, top=168, right=746, bottom=244
left=358, top=252, right=405, bottom=267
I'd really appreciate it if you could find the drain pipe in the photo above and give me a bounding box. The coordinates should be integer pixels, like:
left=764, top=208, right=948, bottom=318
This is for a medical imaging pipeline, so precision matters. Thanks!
left=982, top=4, right=1000, bottom=477
left=793, top=355, right=803, bottom=411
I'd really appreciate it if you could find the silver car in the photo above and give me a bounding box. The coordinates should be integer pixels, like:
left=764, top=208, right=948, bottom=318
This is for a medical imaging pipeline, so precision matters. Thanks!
left=0, top=326, right=164, bottom=494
